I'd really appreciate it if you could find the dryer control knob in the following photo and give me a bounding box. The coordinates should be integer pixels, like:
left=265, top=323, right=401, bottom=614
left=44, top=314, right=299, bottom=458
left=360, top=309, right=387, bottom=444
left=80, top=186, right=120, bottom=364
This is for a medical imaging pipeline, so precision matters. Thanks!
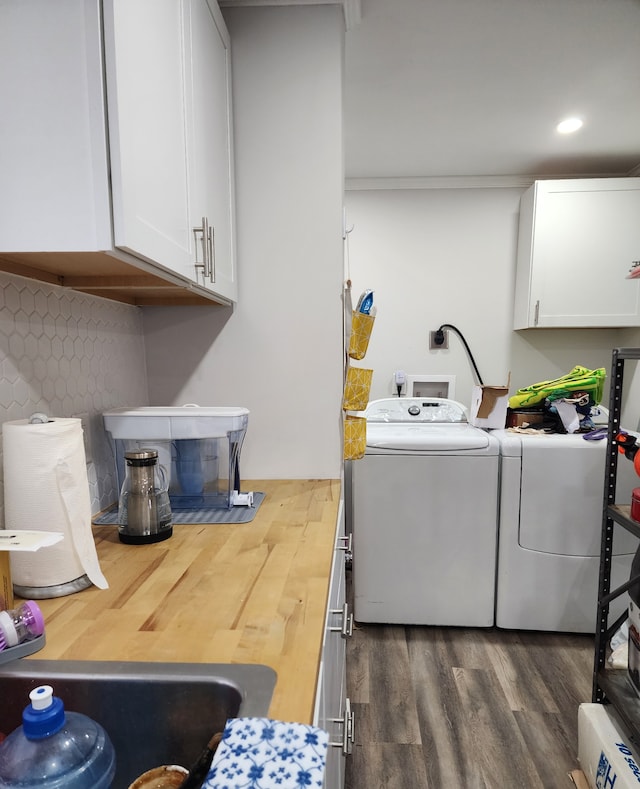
left=408, top=405, right=421, bottom=416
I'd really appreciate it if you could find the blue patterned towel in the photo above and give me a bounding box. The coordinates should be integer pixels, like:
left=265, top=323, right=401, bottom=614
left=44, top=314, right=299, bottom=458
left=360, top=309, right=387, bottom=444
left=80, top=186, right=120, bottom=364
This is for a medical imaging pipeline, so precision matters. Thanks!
left=203, top=717, right=329, bottom=788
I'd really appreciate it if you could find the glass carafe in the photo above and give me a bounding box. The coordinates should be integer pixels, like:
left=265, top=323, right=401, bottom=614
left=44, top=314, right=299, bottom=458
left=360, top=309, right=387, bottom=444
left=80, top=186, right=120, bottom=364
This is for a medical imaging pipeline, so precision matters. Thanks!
left=118, top=449, right=172, bottom=544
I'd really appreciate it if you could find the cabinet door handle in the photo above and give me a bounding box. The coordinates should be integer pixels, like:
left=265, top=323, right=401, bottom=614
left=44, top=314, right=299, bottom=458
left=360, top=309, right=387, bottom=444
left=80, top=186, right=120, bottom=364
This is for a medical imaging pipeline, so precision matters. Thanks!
left=208, top=223, right=215, bottom=283
left=329, top=697, right=355, bottom=756
left=193, top=216, right=211, bottom=281
left=534, top=299, right=540, bottom=326
left=329, top=602, right=354, bottom=638
left=343, top=602, right=354, bottom=638
left=203, top=216, right=212, bottom=280
left=337, top=533, right=352, bottom=553
left=347, top=696, right=355, bottom=746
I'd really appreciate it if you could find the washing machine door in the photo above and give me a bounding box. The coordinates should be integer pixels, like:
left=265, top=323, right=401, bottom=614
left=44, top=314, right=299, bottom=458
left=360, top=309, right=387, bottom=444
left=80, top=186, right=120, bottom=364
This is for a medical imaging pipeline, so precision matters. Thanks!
left=517, top=435, right=637, bottom=556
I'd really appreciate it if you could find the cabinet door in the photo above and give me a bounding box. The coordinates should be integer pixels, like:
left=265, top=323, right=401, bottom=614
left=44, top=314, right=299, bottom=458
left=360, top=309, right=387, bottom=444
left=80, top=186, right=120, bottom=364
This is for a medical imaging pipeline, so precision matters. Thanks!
left=103, top=0, right=195, bottom=280
left=314, top=501, right=349, bottom=788
left=324, top=555, right=348, bottom=789
left=184, top=0, right=237, bottom=302
left=514, top=179, right=640, bottom=328
left=0, top=0, right=112, bottom=251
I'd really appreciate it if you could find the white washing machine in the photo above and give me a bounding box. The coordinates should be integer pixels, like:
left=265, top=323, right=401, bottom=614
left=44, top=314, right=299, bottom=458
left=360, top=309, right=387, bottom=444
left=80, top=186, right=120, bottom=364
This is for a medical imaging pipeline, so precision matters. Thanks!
left=352, top=397, right=500, bottom=627
left=494, top=426, right=638, bottom=633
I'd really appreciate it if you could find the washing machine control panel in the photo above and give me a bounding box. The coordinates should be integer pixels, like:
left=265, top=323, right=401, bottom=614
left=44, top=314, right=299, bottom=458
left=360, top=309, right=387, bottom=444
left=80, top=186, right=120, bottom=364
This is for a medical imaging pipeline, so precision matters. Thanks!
left=364, top=397, right=468, bottom=423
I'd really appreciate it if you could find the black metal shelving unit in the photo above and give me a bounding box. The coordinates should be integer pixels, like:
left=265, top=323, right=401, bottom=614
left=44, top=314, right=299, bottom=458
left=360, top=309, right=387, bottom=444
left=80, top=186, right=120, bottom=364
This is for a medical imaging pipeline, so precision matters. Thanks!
left=593, top=347, right=640, bottom=739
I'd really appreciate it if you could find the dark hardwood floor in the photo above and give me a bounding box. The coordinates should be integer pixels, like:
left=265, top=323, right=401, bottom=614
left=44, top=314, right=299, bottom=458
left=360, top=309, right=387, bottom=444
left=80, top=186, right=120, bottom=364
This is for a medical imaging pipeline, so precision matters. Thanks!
left=344, top=571, right=594, bottom=789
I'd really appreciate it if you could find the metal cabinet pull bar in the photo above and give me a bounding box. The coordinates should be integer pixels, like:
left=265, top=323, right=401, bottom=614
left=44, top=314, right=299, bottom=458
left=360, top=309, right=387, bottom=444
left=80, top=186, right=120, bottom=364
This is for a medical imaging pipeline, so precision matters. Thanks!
left=337, top=533, right=352, bottom=553
left=209, top=223, right=215, bottom=283
left=328, top=603, right=354, bottom=638
left=329, top=698, right=354, bottom=755
left=193, top=216, right=210, bottom=281
left=203, top=216, right=211, bottom=280
left=347, top=697, right=355, bottom=747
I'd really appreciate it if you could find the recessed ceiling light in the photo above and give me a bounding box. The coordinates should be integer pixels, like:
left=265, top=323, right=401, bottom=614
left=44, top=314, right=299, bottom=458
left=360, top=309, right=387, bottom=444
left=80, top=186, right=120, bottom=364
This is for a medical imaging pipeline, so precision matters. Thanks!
left=556, top=117, right=583, bottom=134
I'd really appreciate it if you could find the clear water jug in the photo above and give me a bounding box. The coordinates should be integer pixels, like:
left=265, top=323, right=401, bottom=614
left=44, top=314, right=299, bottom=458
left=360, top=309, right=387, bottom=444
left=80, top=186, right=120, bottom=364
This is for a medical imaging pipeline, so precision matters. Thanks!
left=0, top=684, right=116, bottom=789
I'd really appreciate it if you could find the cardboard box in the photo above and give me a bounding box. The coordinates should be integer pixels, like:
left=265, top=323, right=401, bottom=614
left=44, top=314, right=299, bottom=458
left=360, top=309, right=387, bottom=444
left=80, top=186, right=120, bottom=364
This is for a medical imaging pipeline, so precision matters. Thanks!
left=578, top=703, right=640, bottom=788
left=469, top=382, right=510, bottom=429
left=569, top=770, right=591, bottom=789
left=0, top=550, right=13, bottom=609
left=506, top=408, right=546, bottom=429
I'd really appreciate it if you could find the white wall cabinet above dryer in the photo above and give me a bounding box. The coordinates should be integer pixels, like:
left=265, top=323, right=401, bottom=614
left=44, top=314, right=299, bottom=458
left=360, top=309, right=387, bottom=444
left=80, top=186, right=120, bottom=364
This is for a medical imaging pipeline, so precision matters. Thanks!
left=513, top=178, right=640, bottom=329
left=0, top=0, right=236, bottom=306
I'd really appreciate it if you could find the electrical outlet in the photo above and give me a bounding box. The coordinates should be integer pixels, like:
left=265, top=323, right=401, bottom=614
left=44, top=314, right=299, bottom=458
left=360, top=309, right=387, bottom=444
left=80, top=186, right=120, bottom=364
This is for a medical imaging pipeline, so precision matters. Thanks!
left=429, top=330, right=449, bottom=350
left=393, top=370, right=407, bottom=395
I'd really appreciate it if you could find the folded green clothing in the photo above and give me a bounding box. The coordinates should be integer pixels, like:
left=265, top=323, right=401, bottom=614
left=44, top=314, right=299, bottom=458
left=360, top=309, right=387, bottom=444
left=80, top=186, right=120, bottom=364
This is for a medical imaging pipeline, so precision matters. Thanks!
left=509, top=365, right=606, bottom=409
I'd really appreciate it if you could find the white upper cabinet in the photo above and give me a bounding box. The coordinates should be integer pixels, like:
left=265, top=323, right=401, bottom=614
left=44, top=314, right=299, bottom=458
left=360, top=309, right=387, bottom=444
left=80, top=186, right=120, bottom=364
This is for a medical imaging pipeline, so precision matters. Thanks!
left=183, top=0, right=237, bottom=302
left=0, top=0, right=236, bottom=306
left=513, top=178, right=640, bottom=329
left=103, top=0, right=194, bottom=282
left=0, top=0, right=112, bottom=252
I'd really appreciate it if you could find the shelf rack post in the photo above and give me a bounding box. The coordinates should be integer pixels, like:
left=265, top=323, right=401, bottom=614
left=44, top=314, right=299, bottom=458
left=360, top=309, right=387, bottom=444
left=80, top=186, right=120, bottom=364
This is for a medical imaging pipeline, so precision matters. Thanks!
left=592, top=348, right=640, bottom=738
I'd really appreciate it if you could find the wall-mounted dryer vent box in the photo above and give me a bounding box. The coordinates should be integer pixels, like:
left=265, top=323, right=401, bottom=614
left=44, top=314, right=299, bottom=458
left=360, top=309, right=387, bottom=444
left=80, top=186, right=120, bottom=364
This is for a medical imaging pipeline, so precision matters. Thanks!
left=406, top=375, right=456, bottom=399
left=103, top=406, right=249, bottom=510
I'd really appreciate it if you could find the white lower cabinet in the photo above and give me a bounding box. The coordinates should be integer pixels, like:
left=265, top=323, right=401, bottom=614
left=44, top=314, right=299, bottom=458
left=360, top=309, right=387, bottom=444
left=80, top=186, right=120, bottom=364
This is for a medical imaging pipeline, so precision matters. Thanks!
left=314, top=501, right=353, bottom=788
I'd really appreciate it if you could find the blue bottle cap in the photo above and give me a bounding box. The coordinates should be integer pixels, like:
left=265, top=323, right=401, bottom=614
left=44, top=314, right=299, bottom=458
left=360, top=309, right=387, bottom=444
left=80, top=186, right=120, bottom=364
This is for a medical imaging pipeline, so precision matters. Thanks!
left=22, top=685, right=66, bottom=740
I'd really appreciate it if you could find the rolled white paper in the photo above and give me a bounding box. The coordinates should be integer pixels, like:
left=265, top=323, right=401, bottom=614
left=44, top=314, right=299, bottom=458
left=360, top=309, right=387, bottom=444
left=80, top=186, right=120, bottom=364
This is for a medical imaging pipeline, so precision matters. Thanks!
left=2, top=418, right=108, bottom=592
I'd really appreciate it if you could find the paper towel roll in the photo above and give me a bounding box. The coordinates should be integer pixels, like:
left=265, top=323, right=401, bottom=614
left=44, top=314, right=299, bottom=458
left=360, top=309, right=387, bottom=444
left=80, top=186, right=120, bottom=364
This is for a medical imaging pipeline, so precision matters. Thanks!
left=2, top=417, right=108, bottom=595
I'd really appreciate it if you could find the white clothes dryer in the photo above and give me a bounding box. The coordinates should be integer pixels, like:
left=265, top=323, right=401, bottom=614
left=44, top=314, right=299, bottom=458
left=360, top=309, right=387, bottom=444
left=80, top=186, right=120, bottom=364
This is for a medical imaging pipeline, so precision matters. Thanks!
left=494, top=426, right=637, bottom=633
left=352, top=398, right=500, bottom=627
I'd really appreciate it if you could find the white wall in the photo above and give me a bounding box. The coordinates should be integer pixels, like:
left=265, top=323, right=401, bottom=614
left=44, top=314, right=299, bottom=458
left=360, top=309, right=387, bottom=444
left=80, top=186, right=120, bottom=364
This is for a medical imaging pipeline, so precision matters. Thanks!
left=345, top=186, right=640, bottom=426
left=0, top=272, right=148, bottom=522
left=143, top=5, right=345, bottom=479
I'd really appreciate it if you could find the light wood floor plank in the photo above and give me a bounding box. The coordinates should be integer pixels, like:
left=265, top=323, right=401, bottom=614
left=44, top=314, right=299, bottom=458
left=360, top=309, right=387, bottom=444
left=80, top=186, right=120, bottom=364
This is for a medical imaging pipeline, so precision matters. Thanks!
left=406, top=629, right=488, bottom=788
left=514, top=710, right=582, bottom=787
left=348, top=622, right=371, bottom=704
left=366, top=625, right=422, bottom=744
left=349, top=741, right=430, bottom=788
left=483, top=632, right=560, bottom=713
left=453, top=665, right=545, bottom=788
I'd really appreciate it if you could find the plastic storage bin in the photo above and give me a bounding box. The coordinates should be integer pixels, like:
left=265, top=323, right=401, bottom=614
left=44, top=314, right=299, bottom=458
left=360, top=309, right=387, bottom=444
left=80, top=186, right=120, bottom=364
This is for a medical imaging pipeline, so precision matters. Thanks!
left=103, top=406, right=249, bottom=510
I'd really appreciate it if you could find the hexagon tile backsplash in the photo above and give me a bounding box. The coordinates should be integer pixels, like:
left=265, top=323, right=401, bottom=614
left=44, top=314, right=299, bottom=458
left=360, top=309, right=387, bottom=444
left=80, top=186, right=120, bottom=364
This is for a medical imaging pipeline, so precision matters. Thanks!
left=0, top=272, right=149, bottom=526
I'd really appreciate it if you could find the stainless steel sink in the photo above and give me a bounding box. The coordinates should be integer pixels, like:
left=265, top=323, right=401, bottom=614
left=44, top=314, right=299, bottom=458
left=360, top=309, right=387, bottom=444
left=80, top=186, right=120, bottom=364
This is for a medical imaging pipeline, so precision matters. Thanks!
left=0, top=660, right=277, bottom=789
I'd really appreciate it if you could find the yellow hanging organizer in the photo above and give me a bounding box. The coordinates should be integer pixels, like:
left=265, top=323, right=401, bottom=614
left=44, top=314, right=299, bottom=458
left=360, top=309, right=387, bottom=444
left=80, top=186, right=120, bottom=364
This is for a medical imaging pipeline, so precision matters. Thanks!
left=343, top=290, right=375, bottom=461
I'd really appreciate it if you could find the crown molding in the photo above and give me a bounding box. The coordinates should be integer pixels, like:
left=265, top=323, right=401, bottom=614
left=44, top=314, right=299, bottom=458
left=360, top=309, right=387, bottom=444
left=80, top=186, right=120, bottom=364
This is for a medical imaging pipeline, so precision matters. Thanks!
left=346, top=176, right=535, bottom=191
left=345, top=173, right=635, bottom=191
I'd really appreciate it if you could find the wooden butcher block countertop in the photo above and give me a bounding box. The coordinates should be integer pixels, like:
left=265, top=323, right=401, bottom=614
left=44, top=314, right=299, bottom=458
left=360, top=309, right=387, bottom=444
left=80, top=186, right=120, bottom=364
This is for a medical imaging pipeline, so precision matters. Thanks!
left=29, top=479, right=342, bottom=724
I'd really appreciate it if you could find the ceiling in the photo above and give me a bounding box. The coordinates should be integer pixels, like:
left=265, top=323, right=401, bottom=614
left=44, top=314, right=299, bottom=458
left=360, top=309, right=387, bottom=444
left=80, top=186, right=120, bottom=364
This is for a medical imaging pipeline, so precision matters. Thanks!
left=343, top=0, right=640, bottom=183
